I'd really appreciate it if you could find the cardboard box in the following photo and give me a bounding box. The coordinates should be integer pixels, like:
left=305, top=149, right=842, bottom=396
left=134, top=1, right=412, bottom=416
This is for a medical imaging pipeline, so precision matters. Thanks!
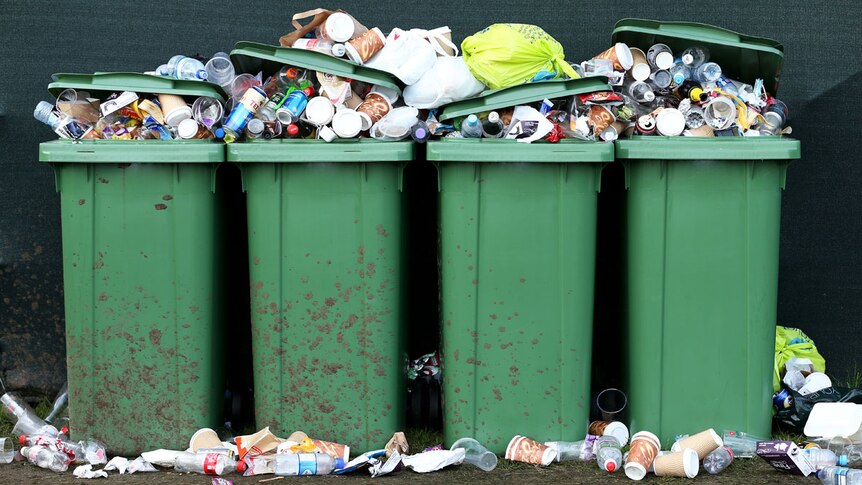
left=756, top=440, right=815, bottom=476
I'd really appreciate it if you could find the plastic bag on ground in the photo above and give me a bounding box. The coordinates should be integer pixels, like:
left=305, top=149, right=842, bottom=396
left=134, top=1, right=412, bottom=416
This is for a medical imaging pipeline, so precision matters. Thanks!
left=401, top=449, right=465, bottom=473
left=403, top=57, right=486, bottom=109
left=774, top=326, right=826, bottom=392
left=365, top=28, right=437, bottom=85
left=461, top=24, right=579, bottom=90
left=773, top=387, right=862, bottom=434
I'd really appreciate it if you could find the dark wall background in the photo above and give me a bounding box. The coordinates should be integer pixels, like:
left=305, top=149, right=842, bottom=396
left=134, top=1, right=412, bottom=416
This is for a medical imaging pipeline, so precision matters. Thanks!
left=0, top=1, right=859, bottom=397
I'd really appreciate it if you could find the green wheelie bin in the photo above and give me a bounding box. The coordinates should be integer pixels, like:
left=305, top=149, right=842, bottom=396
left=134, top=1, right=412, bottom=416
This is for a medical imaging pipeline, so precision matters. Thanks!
left=38, top=73, right=227, bottom=455
left=612, top=19, right=802, bottom=444
left=227, top=43, right=412, bottom=451
left=427, top=78, right=614, bottom=454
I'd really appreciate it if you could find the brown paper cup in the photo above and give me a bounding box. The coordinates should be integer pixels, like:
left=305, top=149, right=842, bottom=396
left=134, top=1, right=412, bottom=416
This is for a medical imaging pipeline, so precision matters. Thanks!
left=654, top=448, right=700, bottom=478
left=592, top=42, right=634, bottom=71
left=588, top=421, right=610, bottom=436
left=671, top=428, right=722, bottom=460
left=629, top=48, right=651, bottom=82
left=345, top=27, right=386, bottom=65
left=189, top=428, right=222, bottom=451
left=357, top=92, right=391, bottom=126
left=588, top=105, right=615, bottom=137
left=625, top=431, right=661, bottom=481
left=312, top=438, right=350, bottom=462
left=505, top=435, right=556, bottom=466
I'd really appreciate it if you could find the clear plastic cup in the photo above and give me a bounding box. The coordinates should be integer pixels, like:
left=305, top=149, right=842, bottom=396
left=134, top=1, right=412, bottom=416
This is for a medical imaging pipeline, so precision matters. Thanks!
left=451, top=437, right=497, bottom=471
left=0, top=438, right=13, bottom=464
left=206, top=55, right=235, bottom=89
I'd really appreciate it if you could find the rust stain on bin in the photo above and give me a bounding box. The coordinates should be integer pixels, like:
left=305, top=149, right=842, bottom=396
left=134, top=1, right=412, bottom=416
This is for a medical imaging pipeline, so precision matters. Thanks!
left=154, top=203, right=168, bottom=211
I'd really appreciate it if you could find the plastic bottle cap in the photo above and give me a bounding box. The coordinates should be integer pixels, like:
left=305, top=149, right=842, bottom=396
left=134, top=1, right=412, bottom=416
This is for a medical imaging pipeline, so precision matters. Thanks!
left=303, top=87, right=316, bottom=97
left=488, top=112, right=500, bottom=123
left=177, top=118, right=200, bottom=139
left=214, top=128, right=225, bottom=139
left=682, top=54, right=694, bottom=65
left=644, top=91, right=656, bottom=102
left=465, top=114, right=479, bottom=125
left=287, top=124, right=299, bottom=136
left=18, top=435, right=27, bottom=445
left=605, top=459, right=616, bottom=472
left=236, top=460, right=247, bottom=472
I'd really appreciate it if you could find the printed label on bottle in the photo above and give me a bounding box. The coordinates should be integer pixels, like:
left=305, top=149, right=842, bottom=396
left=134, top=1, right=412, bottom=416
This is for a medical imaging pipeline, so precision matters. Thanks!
left=240, top=88, right=266, bottom=112
left=298, top=454, right=317, bottom=475
left=203, top=453, right=219, bottom=475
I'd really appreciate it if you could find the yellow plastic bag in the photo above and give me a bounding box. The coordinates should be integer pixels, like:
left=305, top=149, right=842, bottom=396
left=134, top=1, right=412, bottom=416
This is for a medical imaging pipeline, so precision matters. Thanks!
left=461, top=24, right=579, bottom=90
left=774, top=326, right=826, bottom=392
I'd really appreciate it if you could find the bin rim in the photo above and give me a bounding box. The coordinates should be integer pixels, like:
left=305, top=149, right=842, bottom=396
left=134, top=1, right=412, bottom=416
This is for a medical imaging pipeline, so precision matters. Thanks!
left=38, top=139, right=225, bottom=163
left=426, top=138, right=614, bottom=163
left=438, top=77, right=612, bottom=121
left=230, top=41, right=402, bottom=94
left=611, top=18, right=785, bottom=95
left=226, top=138, right=414, bottom=163
left=49, top=72, right=227, bottom=101
left=614, top=136, right=800, bottom=160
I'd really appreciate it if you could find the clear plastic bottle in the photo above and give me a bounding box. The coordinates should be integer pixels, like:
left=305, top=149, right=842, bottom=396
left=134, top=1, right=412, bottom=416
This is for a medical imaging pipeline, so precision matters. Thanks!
left=669, top=61, right=690, bottom=86
left=292, top=38, right=344, bottom=57
left=44, top=383, right=68, bottom=424
left=827, top=437, right=862, bottom=466
left=703, top=446, right=734, bottom=474
left=545, top=439, right=595, bottom=462
left=176, top=57, right=208, bottom=81
left=681, top=47, right=709, bottom=68
left=803, top=447, right=838, bottom=470
left=722, top=430, right=764, bottom=458
left=695, top=62, right=723, bottom=83
left=481, top=111, right=505, bottom=138
left=164, top=55, right=186, bottom=77
left=410, top=121, right=430, bottom=143
left=33, top=101, right=92, bottom=140
left=1, top=392, right=61, bottom=437
left=628, top=81, right=656, bottom=104
left=460, top=114, right=482, bottom=138
left=595, top=436, right=622, bottom=472
left=174, top=451, right=237, bottom=475
left=21, top=445, right=70, bottom=473
left=818, top=466, right=862, bottom=484
left=274, top=453, right=337, bottom=476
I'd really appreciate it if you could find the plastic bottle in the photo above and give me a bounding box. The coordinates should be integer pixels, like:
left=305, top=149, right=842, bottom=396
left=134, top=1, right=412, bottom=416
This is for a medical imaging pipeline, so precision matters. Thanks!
left=695, top=62, right=723, bottom=83
left=222, top=86, right=267, bottom=143
left=274, top=453, right=338, bottom=476
left=176, top=57, right=208, bottom=81
left=174, top=452, right=237, bottom=475
left=722, top=430, right=764, bottom=458
left=804, top=448, right=838, bottom=470
left=546, top=439, right=595, bottom=462
left=681, top=47, right=709, bottom=68
left=163, top=55, right=186, bottom=77
left=628, top=81, right=656, bottom=104
left=595, top=436, right=622, bottom=472
left=677, top=80, right=708, bottom=103
left=818, top=466, right=862, bottom=484
left=461, top=114, right=482, bottom=138
left=1, top=392, right=61, bottom=438
left=481, top=111, right=505, bottom=138
left=703, top=446, right=734, bottom=474
left=33, top=102, right=92, bottom=140
left=669, top=61, right=690, bottom=86
left=275, top=66, right=309, bottom=89
left=292, top=38, right=344, bottom=57
left=21, top=445, right=70, bottom=473
left=410, top=120, right=430, bottom=143
left=827, top=437, right=862, bottom=467
left=44, top=383, right=68, bottom=424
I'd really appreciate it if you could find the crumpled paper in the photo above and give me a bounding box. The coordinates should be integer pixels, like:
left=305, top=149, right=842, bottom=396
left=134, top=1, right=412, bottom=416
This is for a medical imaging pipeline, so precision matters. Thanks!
left=73, top=464, right=107, bottom=479
left=385, top=432, right=409, bottom=458
left=103, top=456, right=157, bottom=474
left=369, top=450, right=402, bottom=478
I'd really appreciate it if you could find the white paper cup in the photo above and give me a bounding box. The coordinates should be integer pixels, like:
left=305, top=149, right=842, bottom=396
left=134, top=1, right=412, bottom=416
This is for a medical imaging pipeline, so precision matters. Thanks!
left=331, top=109, right=363, bottom=139
left=319, top=125, right=338, bottom=142
left=304, top=96, right=336, bottom=126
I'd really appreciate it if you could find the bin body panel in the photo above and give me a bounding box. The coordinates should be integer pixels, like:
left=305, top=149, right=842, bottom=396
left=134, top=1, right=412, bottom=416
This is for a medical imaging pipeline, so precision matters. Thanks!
left=624, top=158, right=785, bottom=445
left=52, top=157, right=223, bottom=456
left=241, top=160, right=404, bottom=452
left=440, top=161, right=601, bottom=454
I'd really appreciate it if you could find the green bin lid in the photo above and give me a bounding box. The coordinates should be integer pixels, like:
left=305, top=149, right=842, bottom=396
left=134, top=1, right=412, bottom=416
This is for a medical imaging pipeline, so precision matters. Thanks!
left=438, top=77, right=612, bottom=121
left=48, top=72, right=227, bottom=101
left=426, top=138, right=614, bottom=163
left=611, top=18, right=785, bottom=95
left=39, top=139, right=224, bottom=163
left=230, top=41, right=402, bottom=94
left=615, top=136, right=800, bottom=160
left=227, top=138, right=414, bottom=163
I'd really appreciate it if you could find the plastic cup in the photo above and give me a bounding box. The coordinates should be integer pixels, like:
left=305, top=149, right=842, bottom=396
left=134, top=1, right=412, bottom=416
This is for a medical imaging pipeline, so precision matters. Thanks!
left=596, top=388, right=628, bottom=422
left=0, top=438, right=13, bottom=464
left=451, top=437, right=497, bottom=471
left=205, top=56, right=235, bottom=89
left=230, top=74, right=260, bottom=101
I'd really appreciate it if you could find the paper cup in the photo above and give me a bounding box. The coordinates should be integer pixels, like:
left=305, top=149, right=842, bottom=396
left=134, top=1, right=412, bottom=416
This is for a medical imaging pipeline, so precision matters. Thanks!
left=370, top=85, right=400, bottom=104
left=357, top=92, right=391, bottom=127
left=331, top=109, right=363, bottom=139
left=319, top=125, right=338, bottom=142
left=629, top=48, right=651, bottom=82
left=656, top=108, right=686, bottom=136
left=671, top=428, right=722, bottom=459
left=625, top=431, right=661, bottom=480
left=593, top=43, right=634, bottom=71
left=604, top=421, right=630, bottom=447
left=345, top=27, right=386, bottom=65
left=588, top=105, right=615, bottom=138
left=588, top=421, right=610, bottom=436
left=304, top=96, right=336, bottom=126
left=321, top=12, right=355, bottom=43
left=158, top=94, right=192, bottom=127
left=312, top=439, right=350, bottom=462
left=505, top=435, right=556, bottom=466
left=190, top=428, right=222, bottom=452
left=654, top=448, right=699, bottom=478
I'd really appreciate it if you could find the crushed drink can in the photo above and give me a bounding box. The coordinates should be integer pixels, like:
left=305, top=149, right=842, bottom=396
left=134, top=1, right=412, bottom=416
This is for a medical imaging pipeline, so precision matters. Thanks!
left=772, top=388, right=793, bottom=411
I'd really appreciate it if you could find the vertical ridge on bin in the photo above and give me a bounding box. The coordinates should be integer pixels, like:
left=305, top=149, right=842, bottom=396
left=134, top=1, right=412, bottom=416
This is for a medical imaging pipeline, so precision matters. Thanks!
left=472, top=163, right=482, bottom=440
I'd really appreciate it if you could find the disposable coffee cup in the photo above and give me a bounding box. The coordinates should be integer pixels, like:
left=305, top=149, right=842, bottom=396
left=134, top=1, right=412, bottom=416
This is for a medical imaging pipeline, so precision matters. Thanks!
left=370, top=85, right=400, bottom=105
left=647, top=43, right=674, bottom=70
left=190, top=428, right=222, bottom=451
left=604, top=421, right=630, bottom=447
left=304, top=96, right=336, bottom=126
left=505, top=435, right=556, bottom=466
left=656, top=108, right=686, bottom=136
left=321, top=12, right=355, bottom=43
left=177, top=118, right=203, bottom=140
left=625, top=431, right=661, bottom=481
left=345, top=27, right=386, bottom=65
left=158, top=94, right=192, bottom=127
left=671, top=428, right=722, bottom=459
left=654, top=448, right=699, bottom=478
left=319, top=125, right=338, bottom=142
left=357, top=92, right=392, bottom=128
left=592, top=43, right=634, bottom=71
left=629, top=48, right=651, bottom=82
left=331, top=109, right=363, bottom=139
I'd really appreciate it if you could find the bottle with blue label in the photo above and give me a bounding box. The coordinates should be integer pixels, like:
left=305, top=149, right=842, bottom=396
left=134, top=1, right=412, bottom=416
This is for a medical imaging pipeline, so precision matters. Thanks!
left=695, top=62, right=723, bottom=83
left=222, top=86, right=267, bottom=143
left=274, top=453, right=340, bottom=476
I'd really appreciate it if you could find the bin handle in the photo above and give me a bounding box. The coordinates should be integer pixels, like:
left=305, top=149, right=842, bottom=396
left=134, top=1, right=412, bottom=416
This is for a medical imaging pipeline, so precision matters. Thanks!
left=779, top=161, right=789, bottom=190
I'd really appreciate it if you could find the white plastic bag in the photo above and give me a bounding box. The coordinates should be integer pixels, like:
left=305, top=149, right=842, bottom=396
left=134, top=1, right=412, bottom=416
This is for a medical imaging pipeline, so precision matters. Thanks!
left=365, top=28, right=437, bottom=85
left=409, top=27, right=459, bottom=56
left=403, top=57, right=486, bottom=109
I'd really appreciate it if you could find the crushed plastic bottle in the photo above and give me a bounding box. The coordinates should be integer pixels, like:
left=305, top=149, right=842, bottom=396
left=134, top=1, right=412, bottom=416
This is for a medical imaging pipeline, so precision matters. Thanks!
left=21, top=445, right=71, bottom=473
left=174, top=451, right=237, bottom=476
left=703, top=446, right=734, bottom=474
left=803, top=447, right=838, bottom=470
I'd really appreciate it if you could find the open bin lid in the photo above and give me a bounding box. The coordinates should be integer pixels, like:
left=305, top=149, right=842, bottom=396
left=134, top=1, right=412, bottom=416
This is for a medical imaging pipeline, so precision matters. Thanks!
left=230, top=41, right=402, bottom=94
left=611, top=19, right=785, bottom=96
left=438, top=77, right=612, bottom=121
left=48, top=72, right=227, bottom=101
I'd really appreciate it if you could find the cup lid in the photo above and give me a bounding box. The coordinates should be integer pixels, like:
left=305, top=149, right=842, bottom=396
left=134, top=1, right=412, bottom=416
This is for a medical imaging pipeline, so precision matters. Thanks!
left=682, top=448, right=700, bottom=478
left=164, top=106, right=192, bottom=127
left=305, top=96, right=335, bottom=125
left=605, top=421, right=630, bottom=447
left=615, top=43, right=634, bottom=70
left=632, top=63, right=651, bottom=82
left=624, top=461, right=647, bottom=480
left=656, top=108, right=686, bottom=136
left=176, top=118, right=200, bottom=139
left=325, top=13, right=355, bottom=43
left=332, top=109, right=363, bottom=138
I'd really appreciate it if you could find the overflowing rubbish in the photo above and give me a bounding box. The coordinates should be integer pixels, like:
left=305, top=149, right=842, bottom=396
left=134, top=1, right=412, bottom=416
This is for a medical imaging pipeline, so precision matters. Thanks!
left=774, top=326, right=827, bottom=392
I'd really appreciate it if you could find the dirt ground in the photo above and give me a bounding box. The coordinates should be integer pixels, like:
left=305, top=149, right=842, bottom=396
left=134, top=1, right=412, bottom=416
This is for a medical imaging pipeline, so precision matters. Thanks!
left=0, top=454, right=814, bottom=484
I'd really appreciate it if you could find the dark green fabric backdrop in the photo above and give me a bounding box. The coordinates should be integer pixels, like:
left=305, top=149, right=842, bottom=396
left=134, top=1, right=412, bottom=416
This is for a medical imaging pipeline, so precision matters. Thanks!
left=0, top=1, right=858, bottom=396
